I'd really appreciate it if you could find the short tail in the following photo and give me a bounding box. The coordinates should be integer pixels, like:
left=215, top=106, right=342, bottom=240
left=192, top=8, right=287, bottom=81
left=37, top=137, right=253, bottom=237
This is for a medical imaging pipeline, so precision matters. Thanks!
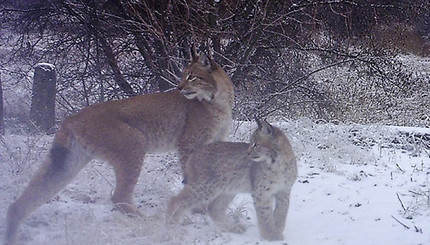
left=5, top=125, right=74, bottom=245
left=52, top=124, right=73, bottom=149
left=49, top=126, right=73, bottom=168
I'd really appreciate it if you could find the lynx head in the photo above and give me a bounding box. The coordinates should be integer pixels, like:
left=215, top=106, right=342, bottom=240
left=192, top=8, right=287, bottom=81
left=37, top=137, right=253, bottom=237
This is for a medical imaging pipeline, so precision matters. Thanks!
left=248, top=118, right=283, bottom=164
left=177, top=46, right=219, bottom=102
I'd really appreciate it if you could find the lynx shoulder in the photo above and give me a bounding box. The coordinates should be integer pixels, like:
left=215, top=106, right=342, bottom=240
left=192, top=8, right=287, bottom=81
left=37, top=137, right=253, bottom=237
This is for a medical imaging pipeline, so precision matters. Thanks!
left=4, top=47, right=234, bottom=245
left=167, top=119, right=297, bottom=241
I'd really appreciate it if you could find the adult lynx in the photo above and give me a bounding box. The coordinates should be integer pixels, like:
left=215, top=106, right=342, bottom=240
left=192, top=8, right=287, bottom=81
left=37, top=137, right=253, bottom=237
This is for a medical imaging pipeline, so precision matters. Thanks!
left=167, top=119, right=297, bottom=241
left=5, top=47, right=234, bottom=245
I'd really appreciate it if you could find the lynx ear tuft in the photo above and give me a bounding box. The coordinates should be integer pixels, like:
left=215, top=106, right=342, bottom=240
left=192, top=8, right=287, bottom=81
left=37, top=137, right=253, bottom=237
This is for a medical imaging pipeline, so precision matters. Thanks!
left=190, top=44, right=216, bottom=70
left=190, top=44, right=199, bottom=63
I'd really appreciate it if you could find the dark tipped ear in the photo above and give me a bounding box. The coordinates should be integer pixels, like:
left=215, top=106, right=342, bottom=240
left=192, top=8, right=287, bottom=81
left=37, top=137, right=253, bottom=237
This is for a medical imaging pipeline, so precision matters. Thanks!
left=198, top=52, right=211, bottom=68
left=255, top=117, right=263, bottom=129
left=256, top=118, right=273, bottom=136
left=190, top=44, right=198, bottom=63
left=263, top=120, right=274, bottom=136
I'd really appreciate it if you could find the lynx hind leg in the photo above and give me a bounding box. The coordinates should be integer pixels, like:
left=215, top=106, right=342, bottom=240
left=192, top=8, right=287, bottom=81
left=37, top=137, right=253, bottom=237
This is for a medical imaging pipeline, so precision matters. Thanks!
left=166, top=186, right=208, bottom=224
left=5, top=141, right=91, bottom=245
left=208, top=194, right=246, bottom=234
left=110, top=153, right=145, bottom=217
left=96, top=123, right=147, bottom=217
left=252, top=192, right=284, bottom=241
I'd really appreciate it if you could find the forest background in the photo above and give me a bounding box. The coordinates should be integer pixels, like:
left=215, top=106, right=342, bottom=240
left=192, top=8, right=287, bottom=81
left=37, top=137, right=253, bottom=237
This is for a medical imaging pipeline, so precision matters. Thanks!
left=0, top=0, right=429, bottom=132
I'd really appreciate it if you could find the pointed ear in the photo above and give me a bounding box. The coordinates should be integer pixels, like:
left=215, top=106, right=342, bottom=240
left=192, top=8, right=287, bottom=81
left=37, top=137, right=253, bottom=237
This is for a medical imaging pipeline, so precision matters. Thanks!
left=190, top=44, right=198, bottom=63
left=256, top=118, right=273, bottom=136
left=255, top=117, right=263, bottom=129
left=198, top=52, right=211, bottom=68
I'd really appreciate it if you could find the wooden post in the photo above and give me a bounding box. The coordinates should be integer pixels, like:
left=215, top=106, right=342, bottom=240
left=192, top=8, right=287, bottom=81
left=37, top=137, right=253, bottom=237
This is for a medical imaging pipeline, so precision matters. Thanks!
left=29, top=63, right=57, bottom=133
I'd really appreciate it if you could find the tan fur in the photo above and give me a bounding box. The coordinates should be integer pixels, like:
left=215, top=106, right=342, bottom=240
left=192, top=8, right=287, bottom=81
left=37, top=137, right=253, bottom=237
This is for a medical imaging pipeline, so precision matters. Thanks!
left=4, top=48, right=234, bottom=245
left=166, top=119, right=297, bottom=241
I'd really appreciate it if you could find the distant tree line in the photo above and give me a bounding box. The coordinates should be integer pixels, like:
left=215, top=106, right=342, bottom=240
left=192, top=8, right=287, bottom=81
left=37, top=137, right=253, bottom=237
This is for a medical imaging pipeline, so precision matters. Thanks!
left=0, top=0, right=429, bottom=122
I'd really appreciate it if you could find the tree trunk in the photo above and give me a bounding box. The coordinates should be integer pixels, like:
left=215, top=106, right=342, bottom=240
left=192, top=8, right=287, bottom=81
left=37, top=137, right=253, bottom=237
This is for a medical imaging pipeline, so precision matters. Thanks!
left=98, top=35, right=136, bottom=96
left=29, top=63, right=57, bottom=133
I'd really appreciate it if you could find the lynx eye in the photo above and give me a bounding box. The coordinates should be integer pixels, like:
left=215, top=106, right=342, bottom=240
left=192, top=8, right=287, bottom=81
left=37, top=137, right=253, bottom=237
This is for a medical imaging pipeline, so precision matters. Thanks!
left=186, top=74, right=197, bottom=82
left=252, top=143, right=258, bottom=148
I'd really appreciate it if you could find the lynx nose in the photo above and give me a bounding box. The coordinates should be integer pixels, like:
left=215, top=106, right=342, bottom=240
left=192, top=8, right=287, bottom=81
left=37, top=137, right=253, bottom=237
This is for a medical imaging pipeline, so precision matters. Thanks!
left=177, top=83, right=184, bottom=91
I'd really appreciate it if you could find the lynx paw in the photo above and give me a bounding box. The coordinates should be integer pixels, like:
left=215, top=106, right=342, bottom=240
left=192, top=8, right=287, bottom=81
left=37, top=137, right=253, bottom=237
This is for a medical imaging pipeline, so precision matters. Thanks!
left=113, top=203, right=143, bottom=217
left=228, top=223, right=247, bottom=233
left=261, top=231, right=284, bottom=241
left=216, top=221, right=247, bottom=234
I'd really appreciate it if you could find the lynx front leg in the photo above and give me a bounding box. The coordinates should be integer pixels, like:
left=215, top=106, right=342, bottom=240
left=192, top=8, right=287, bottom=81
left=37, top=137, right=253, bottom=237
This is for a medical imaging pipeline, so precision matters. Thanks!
left=274, top=190, right=291, bottom=234
left=166, top=186, right=210, bottom=224
left=252, top=192, right=283, bottom=241
left=177, top=147, right=194, bottom=175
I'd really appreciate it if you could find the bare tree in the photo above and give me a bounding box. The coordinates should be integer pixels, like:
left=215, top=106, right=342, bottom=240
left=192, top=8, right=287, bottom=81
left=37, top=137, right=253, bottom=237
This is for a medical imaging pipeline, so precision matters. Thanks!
left=0, top=0, right=428, bottom=124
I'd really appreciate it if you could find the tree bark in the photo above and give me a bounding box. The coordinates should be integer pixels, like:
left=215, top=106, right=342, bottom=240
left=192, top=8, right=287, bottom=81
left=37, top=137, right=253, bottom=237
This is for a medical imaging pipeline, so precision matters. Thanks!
left=29, top=63, right=57, bottom=133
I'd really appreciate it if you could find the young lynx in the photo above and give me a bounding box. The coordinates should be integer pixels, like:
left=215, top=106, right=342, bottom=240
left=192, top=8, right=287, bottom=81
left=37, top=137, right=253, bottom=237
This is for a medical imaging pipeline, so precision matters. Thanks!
left=5, top=47, right=234, bottom=245
left=167, top=119, right=297, bottom=241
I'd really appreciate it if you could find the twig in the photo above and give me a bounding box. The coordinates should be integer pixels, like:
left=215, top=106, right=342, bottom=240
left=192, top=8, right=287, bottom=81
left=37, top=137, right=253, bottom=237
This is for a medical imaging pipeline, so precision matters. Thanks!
left=93, top=166, right=114, bottom=189
left=414, top=225, right=423, bottom=233
left=391, top=215, right=410, bottom=229
left=396, top=193, right=407, bottom=212
left=165, top=69, right=181, bottom=82
left=160, top=75, right=178, bottom=88
left=395, top=163, right=405, bottom=173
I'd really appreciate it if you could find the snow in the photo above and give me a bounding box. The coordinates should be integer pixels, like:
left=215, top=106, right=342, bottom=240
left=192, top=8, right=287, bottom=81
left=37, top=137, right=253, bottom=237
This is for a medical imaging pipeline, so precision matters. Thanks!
left=389, top=126, right=430, bottom=136
left=1, top=119, right=429, bottom=245
left=35, top=63, right=56, bottom=72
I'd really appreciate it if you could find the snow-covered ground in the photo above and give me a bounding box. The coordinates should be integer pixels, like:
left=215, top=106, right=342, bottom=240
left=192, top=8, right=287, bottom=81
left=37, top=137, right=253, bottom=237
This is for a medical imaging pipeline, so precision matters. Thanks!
left=1, top=119, right=429, bottom=245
